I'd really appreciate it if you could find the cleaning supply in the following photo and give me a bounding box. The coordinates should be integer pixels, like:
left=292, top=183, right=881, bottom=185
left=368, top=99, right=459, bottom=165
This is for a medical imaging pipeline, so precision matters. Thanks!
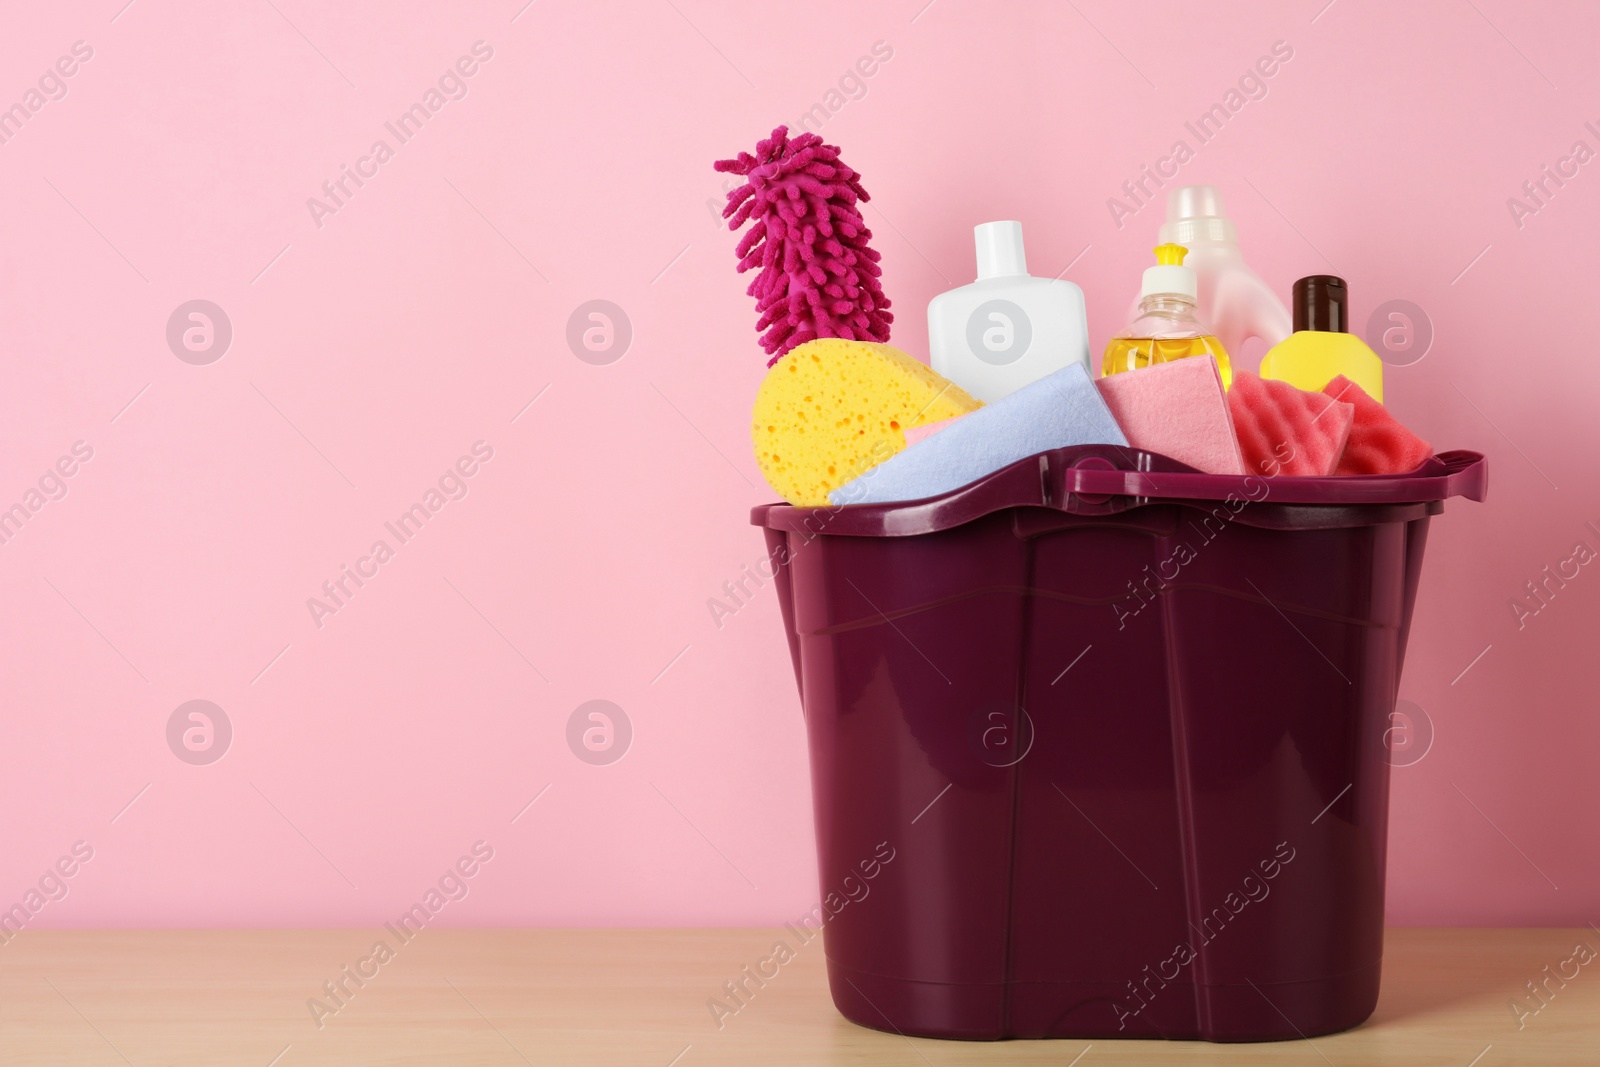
left=1156, top=185, right=1292, bottom=360
left=1259, top=275, right=1385, bottom=400
left=829, top=363, right=1126, bottom=506
left=1228, top=372, right=1354, bottom=476
left=753, top=445, right=1488, bottom=1042
left=1094, top=355, right=1245, bottom=475
left=1324, top=375, right=1431, bottom=474
left=715, top=126, right=892, bottom=365
left=927, top=221, right=1090, bottom=403
left=1103, top=244, right=1233, bottom=388
left=903, top=415, right=963, bottom=446
left=752, top=338, right=981, bottom=506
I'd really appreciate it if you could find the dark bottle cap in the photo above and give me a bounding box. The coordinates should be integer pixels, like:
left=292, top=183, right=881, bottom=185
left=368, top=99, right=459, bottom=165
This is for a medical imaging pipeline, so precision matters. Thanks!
left=1292, top=275, right=1348, bottom=333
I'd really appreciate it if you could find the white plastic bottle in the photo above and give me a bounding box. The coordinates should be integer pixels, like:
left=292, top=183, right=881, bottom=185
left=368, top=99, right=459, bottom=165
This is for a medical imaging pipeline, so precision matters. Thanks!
left=928, top=221, right=1090, bottom=403
left=1151, top=186, right=1291, bottom=365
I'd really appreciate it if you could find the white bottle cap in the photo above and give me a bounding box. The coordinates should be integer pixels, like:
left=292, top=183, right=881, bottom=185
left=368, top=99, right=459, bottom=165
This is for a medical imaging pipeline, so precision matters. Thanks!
left=1141, top=265, right=1197, bottom=300
left=1159, top=184, right=1237, bottom=245
left=1141, top=244, right=1197, bottom=300
left=974, top=221, right=1027, bottom=279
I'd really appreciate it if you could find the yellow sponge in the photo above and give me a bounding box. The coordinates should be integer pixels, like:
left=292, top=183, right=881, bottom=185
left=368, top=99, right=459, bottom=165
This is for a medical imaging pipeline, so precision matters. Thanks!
left=752, top=339, right=982, bottom=506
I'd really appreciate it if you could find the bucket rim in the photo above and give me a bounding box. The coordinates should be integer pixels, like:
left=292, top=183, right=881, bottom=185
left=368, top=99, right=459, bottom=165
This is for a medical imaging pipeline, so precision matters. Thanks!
left=751, top=447, right=1487, bottom=538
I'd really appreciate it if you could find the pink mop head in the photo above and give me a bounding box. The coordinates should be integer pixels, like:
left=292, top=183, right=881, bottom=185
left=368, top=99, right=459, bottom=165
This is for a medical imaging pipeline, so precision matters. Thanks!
left=715, top=126, right=892, bottom=365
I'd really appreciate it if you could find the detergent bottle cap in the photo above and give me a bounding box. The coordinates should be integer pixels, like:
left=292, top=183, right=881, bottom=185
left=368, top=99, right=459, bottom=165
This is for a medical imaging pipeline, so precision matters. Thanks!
left=1159, top=184, right=1238, bottom=246
left=1140, top=243, right=1197, bottom=301
left=1293, top=275, right=1349, bottom=332
left=974, top=221, right=1028, bottom=279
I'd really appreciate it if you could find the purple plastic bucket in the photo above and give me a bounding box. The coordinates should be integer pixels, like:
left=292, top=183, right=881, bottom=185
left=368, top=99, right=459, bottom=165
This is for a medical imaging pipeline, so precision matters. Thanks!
left=752, top=446, right=1486, bottom=1042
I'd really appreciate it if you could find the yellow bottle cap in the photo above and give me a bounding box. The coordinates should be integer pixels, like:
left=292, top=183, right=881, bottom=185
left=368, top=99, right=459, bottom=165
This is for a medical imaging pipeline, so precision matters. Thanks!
left=1153, top=243, right=1188, bottom=266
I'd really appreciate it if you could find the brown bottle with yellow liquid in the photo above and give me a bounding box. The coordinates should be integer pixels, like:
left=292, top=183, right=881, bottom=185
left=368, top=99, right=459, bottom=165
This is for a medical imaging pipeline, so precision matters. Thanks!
left=1102, top=243, right=1232, bottom=388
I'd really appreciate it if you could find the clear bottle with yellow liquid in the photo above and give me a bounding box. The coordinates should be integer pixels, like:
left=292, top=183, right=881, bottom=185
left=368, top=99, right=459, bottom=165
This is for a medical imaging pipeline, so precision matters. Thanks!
left=1102, top=243, right=1232, bottom=388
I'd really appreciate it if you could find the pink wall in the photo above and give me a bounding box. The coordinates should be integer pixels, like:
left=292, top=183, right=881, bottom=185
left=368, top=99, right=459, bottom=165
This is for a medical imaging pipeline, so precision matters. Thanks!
left=0, top=0, right=1593, bottom=930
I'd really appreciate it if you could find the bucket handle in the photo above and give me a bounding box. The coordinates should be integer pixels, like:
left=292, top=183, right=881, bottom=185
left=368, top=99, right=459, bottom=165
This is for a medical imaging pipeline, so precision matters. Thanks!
left=1049, top=450, right=1488, bottom=510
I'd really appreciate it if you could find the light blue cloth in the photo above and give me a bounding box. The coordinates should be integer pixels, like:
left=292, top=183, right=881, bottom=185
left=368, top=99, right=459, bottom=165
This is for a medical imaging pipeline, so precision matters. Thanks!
left=829, top=362, right=1128, bottom=506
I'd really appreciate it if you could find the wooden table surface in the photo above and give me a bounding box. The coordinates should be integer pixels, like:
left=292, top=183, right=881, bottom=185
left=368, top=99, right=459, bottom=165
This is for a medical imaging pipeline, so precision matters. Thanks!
left=0, top=927, right=1592, bottom=1065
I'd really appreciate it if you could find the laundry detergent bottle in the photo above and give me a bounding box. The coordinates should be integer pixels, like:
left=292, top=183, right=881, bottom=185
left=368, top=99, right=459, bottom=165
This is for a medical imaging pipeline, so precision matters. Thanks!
left=1103, top=243, right=1232, bottom=388
left=1259, top=274, right=1384, bottom=400
left=1156, top=185, right=1291, bottom=364
left=928, top=221, right=1090, bottom=403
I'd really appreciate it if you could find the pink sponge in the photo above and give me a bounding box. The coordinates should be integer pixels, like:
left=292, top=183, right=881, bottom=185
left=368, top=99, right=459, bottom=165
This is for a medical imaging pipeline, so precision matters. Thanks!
left=1095, top=356, right=1245, bottom=474
left=901, top=416, right=957, bottom=447
left=1228, top=371, right=1354, bottom=476
left=1323, top=375, right=1432, bottom=475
